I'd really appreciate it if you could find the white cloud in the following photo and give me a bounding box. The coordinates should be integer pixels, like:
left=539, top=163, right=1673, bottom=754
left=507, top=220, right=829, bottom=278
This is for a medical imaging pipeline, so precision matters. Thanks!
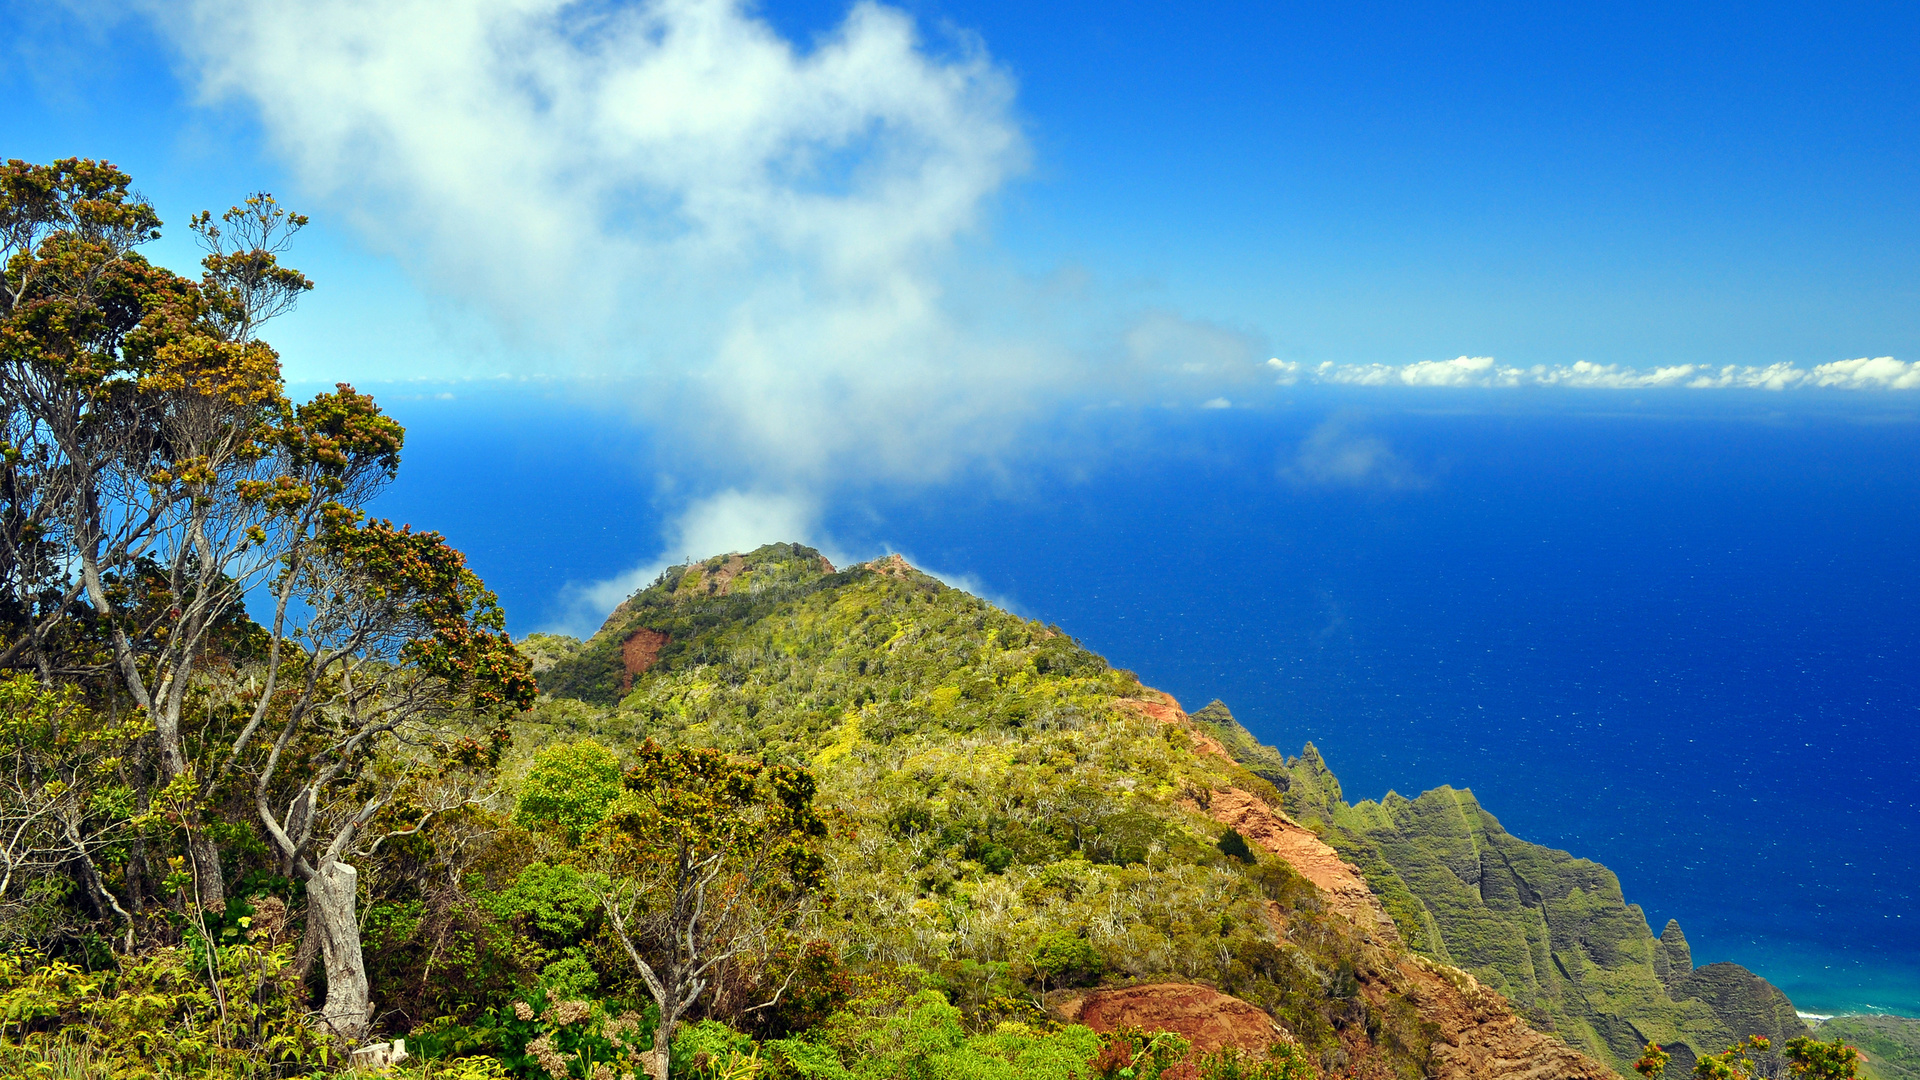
left=1283, top=417, right=1423, bottom=490
left=1398, top=354, right=1497, bottom=387
left=546, top=488, right=829, bottom=635
left=1200, top=397, right=1231, bottom=409
left=1811, top=356, right=1920, bottom=390
left=137, top=0, right=1053, bottom=484
left=1290, top=356, right=1918, bottom=391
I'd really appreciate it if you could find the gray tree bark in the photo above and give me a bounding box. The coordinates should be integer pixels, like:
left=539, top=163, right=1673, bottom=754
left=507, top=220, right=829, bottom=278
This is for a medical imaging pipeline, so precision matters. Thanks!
left=304, top=859, right=371, bottom=1044
left=188, top=829, right=228, bottom=912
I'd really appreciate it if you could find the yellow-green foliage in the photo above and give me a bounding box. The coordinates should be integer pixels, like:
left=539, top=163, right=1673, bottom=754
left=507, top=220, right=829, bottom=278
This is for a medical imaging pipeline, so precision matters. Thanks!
left=768, top=988, right=1105, bottom=1080
left=519, top=547, right=1421, bottom=1071
left=1816, top=1016, right=1920, bottom=1080
left=0, top=942, right=328, bottom=1078
left=516, top=740, right=625, bottom=842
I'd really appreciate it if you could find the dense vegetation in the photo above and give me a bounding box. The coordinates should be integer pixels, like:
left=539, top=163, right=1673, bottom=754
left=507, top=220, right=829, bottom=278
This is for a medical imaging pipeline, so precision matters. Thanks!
left=1816, top=1016, right=1920, bottom=1080
left=515, top=547, right=1427, bottom=1076
left=0, top=158, right=1883, bottom=1080
left=0, top=158, right=1408, bottom=1079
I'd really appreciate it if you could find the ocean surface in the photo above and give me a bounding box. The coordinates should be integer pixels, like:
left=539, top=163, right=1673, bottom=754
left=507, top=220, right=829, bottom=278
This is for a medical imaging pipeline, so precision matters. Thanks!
left=359, top=385, right=1920, bottom=1017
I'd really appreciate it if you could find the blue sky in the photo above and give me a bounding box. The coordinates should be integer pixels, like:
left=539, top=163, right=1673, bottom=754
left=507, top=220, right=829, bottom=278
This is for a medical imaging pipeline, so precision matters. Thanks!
left=10, top=0, right=1919, bottom=370
left=10, top=3, right=1920, bottom=1004
left=5, top=0, right=1919, bottom=583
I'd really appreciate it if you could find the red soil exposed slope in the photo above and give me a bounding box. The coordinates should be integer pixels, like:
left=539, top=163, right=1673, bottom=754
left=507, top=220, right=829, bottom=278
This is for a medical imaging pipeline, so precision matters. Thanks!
left=620, top=628, right=669, bottom=693
left=1205, top=787, right=1397, bottom=944
left=1115, top=685, right=1613, bottom=1080
left=1057, top=983, right=1293, bottom=1055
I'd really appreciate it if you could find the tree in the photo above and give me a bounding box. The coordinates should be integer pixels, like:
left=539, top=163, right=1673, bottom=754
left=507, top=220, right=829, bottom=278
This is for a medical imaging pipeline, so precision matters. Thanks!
left=1683, top=1034, right=1862, bottom=1080
left=516, top=739, right=623, bottom=843
left=0, top=160, right=321, bottom=912
left=584, top=740, right=829, bottom=1080
left=1030, top=929, right=1103, bottom=992
left=0, top=675, right=144, bottom=942
left=245, top=517, right=533, bottom=1040
left=2, top=159, right=534, bottom=1045
left=1783, top=1036, right=1860, bottom=1080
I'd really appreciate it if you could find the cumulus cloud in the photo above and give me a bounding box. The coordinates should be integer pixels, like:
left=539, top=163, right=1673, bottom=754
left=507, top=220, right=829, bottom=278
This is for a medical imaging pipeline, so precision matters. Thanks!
left=136, top=0, right=1056, bottom=483
left=1280, top=356, right=1919, bottom=391
left=1283, top=417, right=1424, bottom=490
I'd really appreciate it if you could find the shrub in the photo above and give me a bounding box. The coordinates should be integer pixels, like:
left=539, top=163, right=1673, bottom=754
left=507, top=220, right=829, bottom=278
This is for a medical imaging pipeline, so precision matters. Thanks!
left=1089, top=1026, right=1192, bottom=1080
left=673, top=1020, right=761, bottom=1079
left=0, top=943, right=326, bottom=1078
left=1195, top=1044, right=1315, bottom=1080
left=1030, top=932, right=1104, bottom=991
left=516, top=741, right=625, bottom=843
left=1216, top=830, right=1256, bottom=864
left=408, top=983, right=657, bottom=1080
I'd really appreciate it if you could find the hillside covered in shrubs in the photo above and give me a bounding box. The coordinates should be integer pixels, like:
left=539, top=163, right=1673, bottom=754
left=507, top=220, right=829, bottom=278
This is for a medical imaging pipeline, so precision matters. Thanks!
left=0, top=159, right=1871, bottom=1080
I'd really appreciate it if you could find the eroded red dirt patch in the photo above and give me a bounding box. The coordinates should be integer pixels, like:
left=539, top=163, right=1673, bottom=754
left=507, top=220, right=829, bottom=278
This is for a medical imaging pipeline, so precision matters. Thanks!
left=1204, top=788, right=1396, bottom=943
left=863, top=553, right=914, bottom=578
left=1114, top=695, right=1233, bottom=761
left=621, top=628, right=670, bottom=693
left=1055, top=983, right=1292, bottom=1056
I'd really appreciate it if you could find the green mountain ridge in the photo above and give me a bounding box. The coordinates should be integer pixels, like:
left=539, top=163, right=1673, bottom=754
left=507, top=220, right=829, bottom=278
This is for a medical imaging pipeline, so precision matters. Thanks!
left=520, top=543, right=1832, bottom=1079
left=1189, top=700, right=1811, bottom=1077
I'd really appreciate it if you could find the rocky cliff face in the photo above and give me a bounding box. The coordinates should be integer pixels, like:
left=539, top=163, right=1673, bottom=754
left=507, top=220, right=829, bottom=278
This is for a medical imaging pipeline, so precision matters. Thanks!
left=1191, top=702, right=1809, bottom=1078
left=1654, top=920, right=1694, bottom=991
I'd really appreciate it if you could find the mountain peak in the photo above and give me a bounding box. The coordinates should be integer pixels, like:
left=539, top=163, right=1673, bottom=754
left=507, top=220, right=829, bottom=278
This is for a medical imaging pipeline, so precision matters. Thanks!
left=862, top=552, right=916, bottom=578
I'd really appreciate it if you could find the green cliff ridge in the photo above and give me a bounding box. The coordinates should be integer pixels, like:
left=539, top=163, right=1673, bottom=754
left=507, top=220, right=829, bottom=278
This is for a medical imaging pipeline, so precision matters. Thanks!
left=1194, top=700, right=1812, bottom=1078
left=509, top=544, right=1822, bottom=1079
left=506, top=545, right=1626, bottom=1077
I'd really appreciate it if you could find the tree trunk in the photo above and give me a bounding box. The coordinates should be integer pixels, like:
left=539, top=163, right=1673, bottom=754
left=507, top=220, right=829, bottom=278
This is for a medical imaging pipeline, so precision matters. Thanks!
left=188, top=828, right=227, bottom=912
left=643, top=1016, right=674, bottom=1080
left=305, top=858, right=371, bottom=1044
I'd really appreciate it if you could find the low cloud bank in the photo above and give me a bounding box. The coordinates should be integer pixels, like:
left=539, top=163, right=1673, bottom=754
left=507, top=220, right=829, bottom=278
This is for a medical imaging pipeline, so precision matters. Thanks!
left=1271, top=356, right=1920, bottom=390
left=139, top=0, right=1068, bottom=487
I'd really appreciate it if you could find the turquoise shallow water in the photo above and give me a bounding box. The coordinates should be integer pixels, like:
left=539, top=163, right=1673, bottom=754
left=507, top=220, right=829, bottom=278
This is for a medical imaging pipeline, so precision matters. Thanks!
left=1755, top=942, right=1920, bottom=1018
left=365, top=388, right=1920, bottom=1018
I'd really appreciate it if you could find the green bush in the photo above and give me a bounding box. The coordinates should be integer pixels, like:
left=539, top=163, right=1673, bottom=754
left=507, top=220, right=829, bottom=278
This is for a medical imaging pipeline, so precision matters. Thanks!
left=1216, top=830, right=1256, bottom=864
left=409, top=983, right=657, bottom=1080
left=516, top=741, right=626, bottom=843
left=673, top=1019, right=761, bottom=1079
left=1030, top=932, right=1103, bottom=991
left=765, top=989, right=1102, bottom=1080
left=0, top=943, right=327, bottom=1079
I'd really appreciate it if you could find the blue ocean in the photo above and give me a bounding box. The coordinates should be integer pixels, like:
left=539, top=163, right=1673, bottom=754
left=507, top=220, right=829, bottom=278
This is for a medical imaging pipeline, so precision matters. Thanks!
left=363, top=386, right=1920, bottom=1017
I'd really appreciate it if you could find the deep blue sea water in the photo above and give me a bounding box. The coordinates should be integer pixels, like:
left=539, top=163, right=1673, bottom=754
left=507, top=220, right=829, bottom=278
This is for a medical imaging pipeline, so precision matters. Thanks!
left=356, top=385, right=1920, bottom=1017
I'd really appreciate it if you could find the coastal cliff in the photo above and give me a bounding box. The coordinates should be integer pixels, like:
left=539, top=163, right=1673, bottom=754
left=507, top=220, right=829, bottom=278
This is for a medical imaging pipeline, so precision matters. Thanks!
left=529, top=543, right=1804, bottom=1077
left=1189, top=702, right=1810, bottom=1077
